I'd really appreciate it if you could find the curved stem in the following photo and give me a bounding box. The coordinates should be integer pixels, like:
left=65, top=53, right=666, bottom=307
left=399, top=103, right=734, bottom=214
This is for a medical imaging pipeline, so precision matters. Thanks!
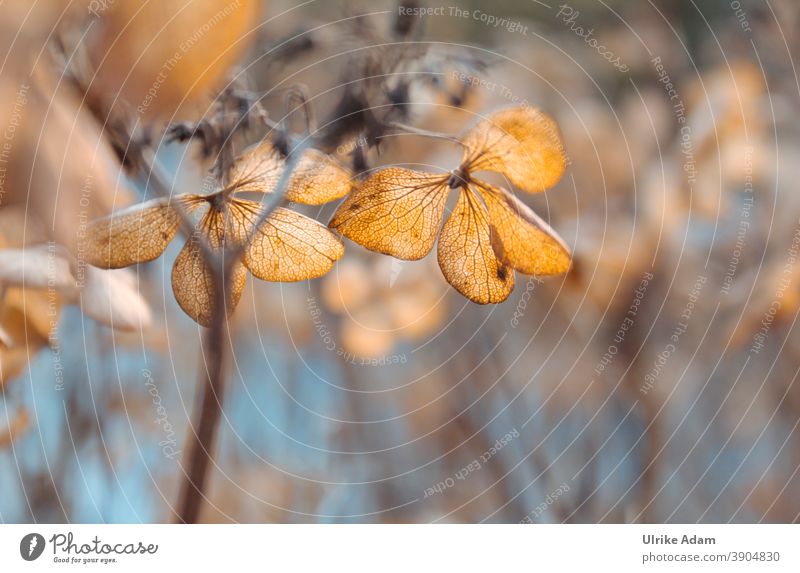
left=285, top=84, right=315, bottom=135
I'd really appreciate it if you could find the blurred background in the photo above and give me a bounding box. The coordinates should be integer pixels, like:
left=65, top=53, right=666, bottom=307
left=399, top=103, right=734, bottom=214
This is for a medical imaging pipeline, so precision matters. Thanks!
left=2, top=0, right=800, bottom=523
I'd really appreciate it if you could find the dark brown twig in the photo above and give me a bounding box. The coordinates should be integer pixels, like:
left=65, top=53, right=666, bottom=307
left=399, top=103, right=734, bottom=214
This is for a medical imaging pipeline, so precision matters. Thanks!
left=174, top=295, right=228, bottom=523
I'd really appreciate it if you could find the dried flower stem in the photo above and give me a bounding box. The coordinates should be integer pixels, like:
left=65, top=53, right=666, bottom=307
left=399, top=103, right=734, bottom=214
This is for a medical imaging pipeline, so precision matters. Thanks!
left=113, top=133, right=225, bottom=523
left=174, top=131, right=310, bottom=523
left=114, top=108, right=312, bottom=522
left=174, top=299, right=227, bottom=523
left=387, top=121, right=466, bottom=147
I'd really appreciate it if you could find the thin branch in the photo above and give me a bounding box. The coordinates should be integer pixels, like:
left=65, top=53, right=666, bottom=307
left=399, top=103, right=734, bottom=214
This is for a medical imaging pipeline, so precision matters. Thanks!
left=387, top=121, right=466, bottom=147
left=173, top=297, right=228, bottom=523
left=122, top=120, right=217, bottom=266
left=173, top=129, right=310, bottom=524
left=172, top=114, right=235, bottom=524
left=113, top=123, right=228, bottom=524
left=227, top=135, right=312, bottom=266
left=120, top=88, right=313, bottom=523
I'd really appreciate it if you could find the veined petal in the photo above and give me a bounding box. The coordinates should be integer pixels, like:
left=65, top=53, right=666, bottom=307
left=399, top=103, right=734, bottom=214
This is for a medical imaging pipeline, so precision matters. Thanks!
left=330, top=167, right=450, bottom=260
left=475, top=181, right=571, bottom=276
left=437, top=187, right=514, bottom=304
left=461, top=106, right=567, bottom=194
left=84, top=195, right=199, bottom=268
left=171, top=208, right=246, bottom=327
left=228, top=199, right=343, bottom=282
left=230, top=141, right=352, bottom=205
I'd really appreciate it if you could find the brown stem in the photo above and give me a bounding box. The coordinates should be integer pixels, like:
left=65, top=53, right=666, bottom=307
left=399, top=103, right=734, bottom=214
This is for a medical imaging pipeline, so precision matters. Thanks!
left=174, top=287, right=227, bottom=523
left=172, top=129, right=309, bottom=523
left=173, top=109, right=236, bottom=524
left=109, top=124, right=229, bottom=523
left=102, top=101, right=308, bottom=523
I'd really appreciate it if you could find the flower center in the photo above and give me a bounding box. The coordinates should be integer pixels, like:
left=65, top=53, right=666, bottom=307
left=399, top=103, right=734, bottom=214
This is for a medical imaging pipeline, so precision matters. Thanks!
left=448, top=166, right=469, bottom=189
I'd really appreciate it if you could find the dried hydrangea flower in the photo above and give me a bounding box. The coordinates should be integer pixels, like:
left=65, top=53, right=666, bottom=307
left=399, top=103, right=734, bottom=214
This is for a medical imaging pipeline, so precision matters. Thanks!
left=330, top=106, right=571, bottom=304
left=84, top=144, right=351, bottom=326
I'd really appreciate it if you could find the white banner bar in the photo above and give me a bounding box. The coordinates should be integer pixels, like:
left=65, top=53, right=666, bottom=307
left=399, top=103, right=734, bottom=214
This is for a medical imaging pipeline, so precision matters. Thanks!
left=1, top=524, right=797, bottom=572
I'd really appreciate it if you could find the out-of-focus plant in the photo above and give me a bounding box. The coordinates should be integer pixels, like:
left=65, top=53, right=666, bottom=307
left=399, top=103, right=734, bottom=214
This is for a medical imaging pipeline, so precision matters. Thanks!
left=320, top=255, right=446, bottom=358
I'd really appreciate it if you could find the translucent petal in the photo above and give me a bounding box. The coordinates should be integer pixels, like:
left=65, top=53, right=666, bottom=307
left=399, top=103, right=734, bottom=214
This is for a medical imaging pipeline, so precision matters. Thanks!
left=85, top=196, right=184, bottom=268
left=476, top=181, right=571, bottom=275
left=228, top=199, right=343, bottom=282
left=231, top=142, right=352, bottom=205
left=330, top=168, right=450, bottom=260
left=461, top=106, right=567, bottom=194
left=171, top=209, right=246, bottom=327
left=437, top=188, right=515, bottom=304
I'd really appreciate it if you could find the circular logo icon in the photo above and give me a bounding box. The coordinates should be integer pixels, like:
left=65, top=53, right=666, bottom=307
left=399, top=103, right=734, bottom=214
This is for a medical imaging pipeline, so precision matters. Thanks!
left=20, top=533, right=45, bottom=561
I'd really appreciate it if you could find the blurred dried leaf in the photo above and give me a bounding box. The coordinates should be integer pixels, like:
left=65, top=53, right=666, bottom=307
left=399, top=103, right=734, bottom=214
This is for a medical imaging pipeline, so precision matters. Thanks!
left=0, top=246, right=76, bottom=290
left=89, top=0, right=262, bottom=120
left=0, top=407, right=30, bottom=449
left=21, top=80, right=132, bottom=252
left=0, top=288, right=54, bottom=388
left=78, top=267, right=153, bottom=331
left=0, top=345, right=32, bottom=389
left=2, top=288, right=56, bottom=345
left=0, top=325, right=12, bottom=348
